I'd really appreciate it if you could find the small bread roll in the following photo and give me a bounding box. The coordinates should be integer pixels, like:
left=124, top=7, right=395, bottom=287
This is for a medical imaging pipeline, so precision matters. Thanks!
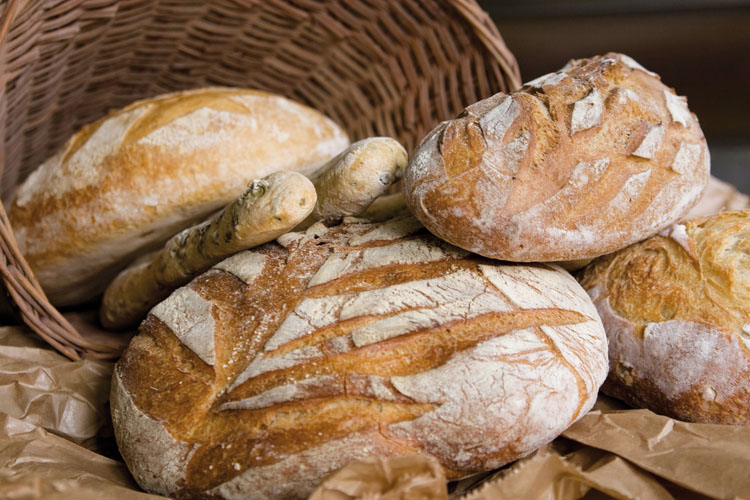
left=297, top=137, right=407, bottom=229
left=112, top=216, right=607, bottom=500
left=580, top=210, right=750, bottom=424
left=100, top=172, right=316, bottom=330
left=684, top=175, right=750, bottom=220
left=404, top=53, right=709, bottom=262
left=359, top=192, right=411, bottom=222
left=10, top=87, right=348, bottom=306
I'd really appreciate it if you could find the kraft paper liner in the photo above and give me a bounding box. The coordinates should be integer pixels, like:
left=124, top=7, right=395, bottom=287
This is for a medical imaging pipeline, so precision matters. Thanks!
left=1, top=324, right=748, bottom=500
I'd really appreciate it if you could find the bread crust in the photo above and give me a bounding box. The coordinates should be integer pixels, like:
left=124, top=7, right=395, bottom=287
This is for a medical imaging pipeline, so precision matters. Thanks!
left=10, top=87, right=349, bottom=305
left=100, top=171, right=316, bottom=330
left=580, top=210, right=750, bottom=424
left=112, top=216, right=608, bottom=499
left=684, top=175, right=750, bottom=220
left=298, top=137, right=407, bottom=229
left=404, top=53, right=709, bottom=262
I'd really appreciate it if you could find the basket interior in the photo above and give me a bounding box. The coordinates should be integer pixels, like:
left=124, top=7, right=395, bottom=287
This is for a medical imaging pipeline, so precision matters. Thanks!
left=0, top=0, right=520, bottom=199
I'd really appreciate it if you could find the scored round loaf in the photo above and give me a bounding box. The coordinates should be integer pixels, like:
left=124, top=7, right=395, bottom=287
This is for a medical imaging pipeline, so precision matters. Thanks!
left=580, top=210, right=750, bottom=424
left=111, top=216, right=608, bottom=500
left=404, top=52, right=709, bottom=262
left=9, top=87, right=349, bottom=306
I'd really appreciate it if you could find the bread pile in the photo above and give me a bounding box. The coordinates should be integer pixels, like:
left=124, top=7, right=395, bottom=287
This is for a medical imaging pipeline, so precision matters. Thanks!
left=10, top=53, right=748, bottom=499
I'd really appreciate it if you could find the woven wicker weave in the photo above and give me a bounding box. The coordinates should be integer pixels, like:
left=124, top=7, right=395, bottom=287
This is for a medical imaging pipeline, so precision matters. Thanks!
left=0, top=0, right=521, bottom=360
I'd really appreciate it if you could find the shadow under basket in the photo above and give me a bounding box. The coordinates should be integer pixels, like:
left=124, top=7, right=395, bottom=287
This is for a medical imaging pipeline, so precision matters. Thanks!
left=0, top=0, right=521, bottom=360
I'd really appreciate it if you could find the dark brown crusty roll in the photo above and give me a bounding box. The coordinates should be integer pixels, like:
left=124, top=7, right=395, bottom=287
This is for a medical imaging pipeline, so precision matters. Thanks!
left=9, top=87, right=348, bottom=306
left=112, top=216, right=608, bottom=500
left=580, top=210, right=750, bottom=424
left=404, top=53, right=709, bottom=262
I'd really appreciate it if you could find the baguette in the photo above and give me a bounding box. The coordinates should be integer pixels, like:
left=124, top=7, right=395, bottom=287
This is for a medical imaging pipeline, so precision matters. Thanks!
left=100, top=172, right=316, bottom=330
left=296, top=137, right=407, bottom=230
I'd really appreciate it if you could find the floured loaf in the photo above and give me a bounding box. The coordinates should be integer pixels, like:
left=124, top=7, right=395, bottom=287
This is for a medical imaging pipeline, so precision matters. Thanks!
left=580, top=210, right=750, bottom=424
left=112, top=216, right=608, bottom=500
left=404, top=53, right=709, bottom=262
left=9, top=87, right=349, bottom=306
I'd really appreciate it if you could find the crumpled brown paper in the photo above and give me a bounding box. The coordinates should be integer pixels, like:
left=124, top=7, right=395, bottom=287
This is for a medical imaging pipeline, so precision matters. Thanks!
left=2, top=324, right=749, bottom=500
left=0, top=412, right=164, bottom=500
left=0, top=326, right=113, bottom=450
left=309, top=454, right=447, bottom=500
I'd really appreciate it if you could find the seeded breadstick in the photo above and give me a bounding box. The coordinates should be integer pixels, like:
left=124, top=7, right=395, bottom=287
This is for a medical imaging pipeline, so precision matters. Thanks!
left=297, top=137, right=407, bottom=229
left=100, top=171, right=316, bottom=330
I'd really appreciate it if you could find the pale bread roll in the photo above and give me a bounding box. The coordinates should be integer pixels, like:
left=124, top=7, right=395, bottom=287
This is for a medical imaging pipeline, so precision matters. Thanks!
left=684, top=175, right=750, bottom=220
left=580, top=210, right=750, bottom=424
left=100, top=171, right=316, bottom=330
left=404, top=53, right=709, bottom=262
left=359, top=192, right=411, bottom=222
left=297, top=137, right=407, bottom=229
left=9, top=87, right=349, bottom=306
left=112, top=216, right=608, bottom=500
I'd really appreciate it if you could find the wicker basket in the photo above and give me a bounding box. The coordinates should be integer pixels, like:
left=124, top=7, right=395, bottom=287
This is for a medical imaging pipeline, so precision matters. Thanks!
left=0, top=0, right=521, bottom=360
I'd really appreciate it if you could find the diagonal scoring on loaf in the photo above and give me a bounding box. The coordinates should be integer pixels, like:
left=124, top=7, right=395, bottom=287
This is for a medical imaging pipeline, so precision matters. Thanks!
left=407, top=53, right=709, bottom=262
left=118, top=219, right=599, bottom=493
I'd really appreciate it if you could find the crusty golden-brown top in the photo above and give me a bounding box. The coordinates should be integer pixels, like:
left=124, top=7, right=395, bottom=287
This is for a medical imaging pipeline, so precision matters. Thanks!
left=112, top=216, right=608, bottom=499
left=10, top=87, right=349, bottom=305
left=404, top=53, right=709, bottom=262
left=581, top=210, right=750, bottom=336
left=580, top=210, right=750, bottom=424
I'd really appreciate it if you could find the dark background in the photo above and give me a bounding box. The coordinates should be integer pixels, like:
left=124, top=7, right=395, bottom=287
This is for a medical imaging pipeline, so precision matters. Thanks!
left=481, top=0, right=750, bottom=191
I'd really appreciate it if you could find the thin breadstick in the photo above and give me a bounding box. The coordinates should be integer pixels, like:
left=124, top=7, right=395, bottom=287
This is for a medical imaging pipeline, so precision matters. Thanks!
left=296, top=137, right=407, bottom=229
left=100, top=171, right=316, bottom=330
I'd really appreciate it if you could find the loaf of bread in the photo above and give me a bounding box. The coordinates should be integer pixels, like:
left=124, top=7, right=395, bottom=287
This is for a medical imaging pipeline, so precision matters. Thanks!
left=298, top=137, right=408, bottom=229
left=684, top=175, right=749, bottom=220
left=580, top=210, right=750, bottom=424
left=100, top=171, right=317, bottom=330
left=404, top=53, right=709, bottom=262
left=112, top=216, right=608, bottom=500
left=9, top=87, right=349, bottom=306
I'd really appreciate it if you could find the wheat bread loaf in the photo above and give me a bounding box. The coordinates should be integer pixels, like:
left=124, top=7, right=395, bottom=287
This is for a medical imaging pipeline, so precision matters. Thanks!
left=100, top=171, right=317, bottom=330
left=9, top=87, right=349, bottom=306
left=404, top=53, right=709, bottom=262
left=112, top=216, right=608, bottom=500
left=580, top=210, right=750, bottom=424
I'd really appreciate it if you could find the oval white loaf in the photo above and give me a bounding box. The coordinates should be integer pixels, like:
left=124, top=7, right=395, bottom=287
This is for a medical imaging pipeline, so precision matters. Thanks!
left=111, top=216, right=608, bottom=500
left=580, top=210, right=750, bottom=424
left=9, top=87, right=349, bottom=306
left=404, top=52, right=709, bottom=262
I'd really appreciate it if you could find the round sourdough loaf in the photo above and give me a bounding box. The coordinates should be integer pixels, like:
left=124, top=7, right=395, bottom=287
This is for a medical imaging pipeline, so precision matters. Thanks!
left=111, top=216, right=608, bottom=500
left=404, top=53, right=709, bottom=262
left=580, top=210, right=750, bottom=424
left=9, top=88, right=349, bottom=306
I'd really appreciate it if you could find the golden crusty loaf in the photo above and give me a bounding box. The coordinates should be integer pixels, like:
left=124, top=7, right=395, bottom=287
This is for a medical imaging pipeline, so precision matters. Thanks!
left=9, top=87, right=349, bottom=306
left=404, top=53, right=709, bottom=262
left=112, top=216, right=608, bottom=500
left=580, top=210, right=750, bottom=424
